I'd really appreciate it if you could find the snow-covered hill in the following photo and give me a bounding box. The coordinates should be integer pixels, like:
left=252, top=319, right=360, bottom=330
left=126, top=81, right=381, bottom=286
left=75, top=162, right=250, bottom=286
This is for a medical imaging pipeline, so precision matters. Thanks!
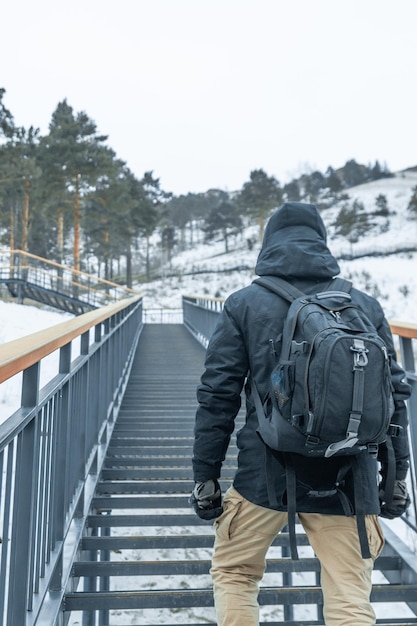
left=139, top=169, right=417, bottom=323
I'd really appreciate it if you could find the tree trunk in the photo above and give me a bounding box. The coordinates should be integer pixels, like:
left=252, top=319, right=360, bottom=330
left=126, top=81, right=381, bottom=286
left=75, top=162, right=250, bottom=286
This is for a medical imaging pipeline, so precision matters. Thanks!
left=146, top=235, right=150, bottom=281
left=21, top=179, right=30, bottom=252
left=126, top=245, right=132, bottom=288
left=74, top=174, right=81, bottom=272
left=223, top=229, right=229, bottom=253
left=9, top=206, right=15, bottom=251
left=57, top=208, right=64, bottom=264
left=258, top=214, right=265, bottom=240
left=104, top=230, right=109, bottom=281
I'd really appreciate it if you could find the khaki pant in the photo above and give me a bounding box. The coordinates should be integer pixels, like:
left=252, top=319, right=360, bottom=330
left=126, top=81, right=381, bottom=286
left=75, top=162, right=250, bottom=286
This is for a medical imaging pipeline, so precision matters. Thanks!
left=211, top=486, right=384, bottom=626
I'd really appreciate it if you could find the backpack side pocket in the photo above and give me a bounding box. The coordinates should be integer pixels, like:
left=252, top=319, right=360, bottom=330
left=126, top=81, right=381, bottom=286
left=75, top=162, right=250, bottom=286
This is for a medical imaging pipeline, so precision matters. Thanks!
left=271, top=361, right=295, bottom=420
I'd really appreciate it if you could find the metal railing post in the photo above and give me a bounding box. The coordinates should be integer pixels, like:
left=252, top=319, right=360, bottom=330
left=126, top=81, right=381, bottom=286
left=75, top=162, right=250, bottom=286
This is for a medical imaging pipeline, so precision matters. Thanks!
left=397, top=334, right=417, bottom=523
left=8, top=413, right=37, bottom=624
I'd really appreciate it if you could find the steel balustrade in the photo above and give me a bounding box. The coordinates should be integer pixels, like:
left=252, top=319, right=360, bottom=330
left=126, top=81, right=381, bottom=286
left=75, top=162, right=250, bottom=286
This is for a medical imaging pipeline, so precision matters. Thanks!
left=0, top=250, right=141, bottom=314
left=0, top=295, right=143, bottom=626
left=390, top=321, right=417, bottom=531
left=182, top=295, right=224, bottom=347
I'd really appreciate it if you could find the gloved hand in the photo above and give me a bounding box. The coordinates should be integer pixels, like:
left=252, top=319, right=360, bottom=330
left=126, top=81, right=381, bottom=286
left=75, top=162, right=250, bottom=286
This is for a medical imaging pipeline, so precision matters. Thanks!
left=379, top=479, right=411, bottom=519
left=189, top=479, right=223, bottom=520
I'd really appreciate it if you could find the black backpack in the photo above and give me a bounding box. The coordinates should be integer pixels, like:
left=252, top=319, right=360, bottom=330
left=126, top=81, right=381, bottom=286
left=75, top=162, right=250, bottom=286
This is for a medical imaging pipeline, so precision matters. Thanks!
left=252, top=275, right=397, bottom=558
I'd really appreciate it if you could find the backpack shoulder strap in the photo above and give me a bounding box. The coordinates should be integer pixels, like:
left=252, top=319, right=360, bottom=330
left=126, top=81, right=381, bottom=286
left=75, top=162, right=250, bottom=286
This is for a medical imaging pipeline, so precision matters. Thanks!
left=331, top=277, right=353, bottom=293
left=254, top=276, right=353, bottom=301
left=253, top=275, right=304, bottom=302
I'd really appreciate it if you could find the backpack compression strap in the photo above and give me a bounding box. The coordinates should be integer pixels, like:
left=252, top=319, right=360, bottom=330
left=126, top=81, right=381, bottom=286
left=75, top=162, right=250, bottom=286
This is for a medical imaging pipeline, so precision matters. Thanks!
left=324, top=337, right=369, bottom=457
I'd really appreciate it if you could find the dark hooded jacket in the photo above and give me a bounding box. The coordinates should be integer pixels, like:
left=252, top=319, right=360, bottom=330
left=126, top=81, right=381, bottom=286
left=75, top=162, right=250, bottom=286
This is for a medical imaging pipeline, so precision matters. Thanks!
left=192, top=202, right=410, bottom=514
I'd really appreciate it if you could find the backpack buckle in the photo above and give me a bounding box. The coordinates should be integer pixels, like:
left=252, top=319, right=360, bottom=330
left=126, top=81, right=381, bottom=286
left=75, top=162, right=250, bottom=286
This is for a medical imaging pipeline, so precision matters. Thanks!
left=306, top=435, right=320, bottom=447
left=367, top=443, right=379, bottom=457
left=388, top=423, right=403, bottom=438
left=308, top=488, right=338, bottom=498
left=291, top=340, right=307, bottom=354
left=350, top=339, right=369, bottom=368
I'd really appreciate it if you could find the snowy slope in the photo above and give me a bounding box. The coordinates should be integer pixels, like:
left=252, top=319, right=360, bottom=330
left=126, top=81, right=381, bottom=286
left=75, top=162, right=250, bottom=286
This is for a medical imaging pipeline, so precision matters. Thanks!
left=138, top=170, right=417, bottom=323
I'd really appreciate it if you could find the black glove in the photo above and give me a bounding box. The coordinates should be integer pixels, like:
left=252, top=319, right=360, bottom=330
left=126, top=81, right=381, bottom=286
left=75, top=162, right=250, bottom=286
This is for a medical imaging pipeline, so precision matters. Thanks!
left=189, top=479, right=223, bottom=520
left=379, top=479, right=411, bottom=519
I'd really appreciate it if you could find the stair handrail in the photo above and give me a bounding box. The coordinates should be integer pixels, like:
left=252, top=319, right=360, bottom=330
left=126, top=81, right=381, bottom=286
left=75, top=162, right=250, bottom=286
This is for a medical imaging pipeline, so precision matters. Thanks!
left=0, top=249, right=141, bottom=306
left=0, top=295, right=141, bottom=385
left=0, top=294, right=143, bottom=625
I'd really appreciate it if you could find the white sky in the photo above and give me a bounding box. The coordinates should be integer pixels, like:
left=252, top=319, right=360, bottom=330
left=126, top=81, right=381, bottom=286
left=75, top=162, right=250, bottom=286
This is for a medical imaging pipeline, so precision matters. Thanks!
left=2, top=0, right=417, bottom=195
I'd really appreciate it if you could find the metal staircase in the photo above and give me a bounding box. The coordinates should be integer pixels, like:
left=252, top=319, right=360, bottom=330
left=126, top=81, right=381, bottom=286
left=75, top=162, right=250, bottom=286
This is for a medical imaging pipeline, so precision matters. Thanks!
left=0, top=249, right=139, bottom=314
left=63, top=324, right=417, bottom=625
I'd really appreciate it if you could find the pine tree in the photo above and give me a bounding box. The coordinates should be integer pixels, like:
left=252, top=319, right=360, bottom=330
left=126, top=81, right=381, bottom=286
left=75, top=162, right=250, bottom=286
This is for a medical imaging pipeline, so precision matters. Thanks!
left=301, top=170, right=326, bottom=202
left=283, top=180, right=301, bottom=202
left=374, top=194, right=390, bottom=217
left=0, top=88, right=14, bottom=139
left=0, top=125, right=41, bottom=253
left=203, top=191, right=242, bottom=253
left=137, top=171, right=169, bottom=281
left=333, top=199, right=371, bottom=253
left=41, top=100, right=115, bottom=271
left=340, top=159, right=369, bottom=188
left=407, top=186, right=417, bottom=218
left=325, top=166, right=344, bottom=193
left=237, top=169, right=282, bottom=238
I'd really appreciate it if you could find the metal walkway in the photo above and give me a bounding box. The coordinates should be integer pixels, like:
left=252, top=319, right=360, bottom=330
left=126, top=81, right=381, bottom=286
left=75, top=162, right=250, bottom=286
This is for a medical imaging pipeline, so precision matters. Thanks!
left=0, top=249, right=139, bottom=314
left=64, top=324, right=417, bottom=625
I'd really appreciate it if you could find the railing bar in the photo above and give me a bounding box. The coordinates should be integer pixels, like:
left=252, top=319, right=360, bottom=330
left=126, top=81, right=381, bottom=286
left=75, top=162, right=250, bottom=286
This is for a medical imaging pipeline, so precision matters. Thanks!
left=39, top=402, right=52, bottom=579
left=0, top=443, right=15, bottom=619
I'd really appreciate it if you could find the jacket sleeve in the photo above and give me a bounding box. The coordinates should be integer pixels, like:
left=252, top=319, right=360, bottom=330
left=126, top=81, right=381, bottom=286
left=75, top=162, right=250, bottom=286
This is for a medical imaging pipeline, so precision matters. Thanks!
left=375, top=310, right=411, bottom=481
left=192, top=301, right=249, bottom=482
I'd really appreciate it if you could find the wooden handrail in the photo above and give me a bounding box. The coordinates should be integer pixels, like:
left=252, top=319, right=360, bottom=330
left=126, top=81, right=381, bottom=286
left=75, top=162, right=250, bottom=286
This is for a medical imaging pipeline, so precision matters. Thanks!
left=389, top=320, right=417, bottom=340
left=0, top=295, right=142, bottom=384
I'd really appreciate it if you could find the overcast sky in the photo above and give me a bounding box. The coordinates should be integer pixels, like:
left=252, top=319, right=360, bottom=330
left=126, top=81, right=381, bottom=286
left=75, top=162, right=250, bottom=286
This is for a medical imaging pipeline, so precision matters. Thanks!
left=2, top=0, right=417, bottom=195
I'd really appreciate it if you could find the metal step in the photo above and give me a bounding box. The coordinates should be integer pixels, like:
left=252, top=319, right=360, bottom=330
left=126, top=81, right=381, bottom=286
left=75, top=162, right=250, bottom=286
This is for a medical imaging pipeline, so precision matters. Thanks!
left=106, top=437, right=194, bottom=446
left=64, top=325, right=417, bottom=625
left=65, top=584, right=417, bottom=611
left=93, top=622, right=417, bottom=626
left=87, top=513, right=218, bottom=528
left=103, top=457, right=237, bottom=468
left=99, top=467, right=234, bottom=480
left=107, top=440, right=194, bottom=448
left=73, top=555, right=402, bottom=578
left=80, top=531, right=310, bottom=552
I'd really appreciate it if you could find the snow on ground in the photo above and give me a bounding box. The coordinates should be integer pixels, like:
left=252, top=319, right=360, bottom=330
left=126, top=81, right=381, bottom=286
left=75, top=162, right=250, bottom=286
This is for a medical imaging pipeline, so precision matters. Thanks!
left=0, top=300, right=73, bottom=421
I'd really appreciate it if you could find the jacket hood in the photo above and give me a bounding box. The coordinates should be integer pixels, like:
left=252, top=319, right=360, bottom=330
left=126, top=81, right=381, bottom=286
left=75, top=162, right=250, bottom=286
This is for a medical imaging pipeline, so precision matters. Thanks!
left=255, top=202, right=340, bottom=280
